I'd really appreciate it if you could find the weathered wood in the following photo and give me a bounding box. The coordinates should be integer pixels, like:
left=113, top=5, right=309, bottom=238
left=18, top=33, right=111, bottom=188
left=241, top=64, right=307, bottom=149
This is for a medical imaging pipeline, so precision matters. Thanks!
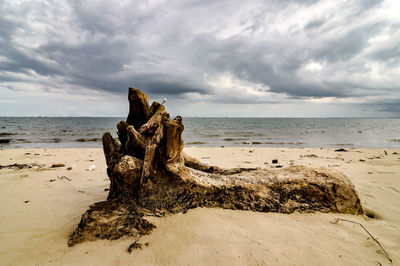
left=139, top=104, right=166, bottom=136
left=126, top=125, right=146, bottom=159
left=69, top=88, right=364, bottom=248
left=126, top=88, right=151, bottom=130
left=116, top=121, right=128, bottom=153
left=182, top=152, right=220, bottom=172
left=102, top=132, right=122, bottom=166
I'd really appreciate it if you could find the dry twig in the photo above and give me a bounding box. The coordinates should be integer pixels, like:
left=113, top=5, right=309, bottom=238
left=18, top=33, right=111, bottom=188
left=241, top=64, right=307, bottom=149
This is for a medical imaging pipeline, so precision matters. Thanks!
left=332, top=218, right=392, bottom=263
left=57, top=175, right=71, bottom=181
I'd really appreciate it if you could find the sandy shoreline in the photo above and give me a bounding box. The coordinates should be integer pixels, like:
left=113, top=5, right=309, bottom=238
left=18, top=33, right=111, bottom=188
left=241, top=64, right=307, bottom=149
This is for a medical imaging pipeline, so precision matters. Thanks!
left=0, top=147, right=399, bottom=265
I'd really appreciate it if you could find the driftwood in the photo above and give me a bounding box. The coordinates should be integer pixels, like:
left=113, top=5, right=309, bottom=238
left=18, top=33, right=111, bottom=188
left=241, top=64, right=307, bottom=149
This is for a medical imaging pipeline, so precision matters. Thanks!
left=69, top=88, right=363, bottom=247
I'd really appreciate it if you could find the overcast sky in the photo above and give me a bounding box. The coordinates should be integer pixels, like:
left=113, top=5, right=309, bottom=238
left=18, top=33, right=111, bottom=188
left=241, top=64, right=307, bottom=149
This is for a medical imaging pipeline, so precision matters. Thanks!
left=1, top=0, right=399, bottom=117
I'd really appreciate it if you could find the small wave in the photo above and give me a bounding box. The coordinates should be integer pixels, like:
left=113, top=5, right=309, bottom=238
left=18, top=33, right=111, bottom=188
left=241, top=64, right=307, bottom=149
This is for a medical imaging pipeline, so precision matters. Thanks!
left=390, top=139, right=400, bottom=143
left=264, top=141, right=303, bottom=145
left=0, top=132, right=17, bottom=137
left=241, top=141, right=303, bottom=145
left=186, top=141, right=206, bottom=145
left=224, top=138, right=247, bottom=142
left=0, top=138, right=31, bottom=144
left=45, top=138, right=62, bottom=143
left=236, top=133, right=265, bottom=137
left=15, top=139, right=31, bottom=143
left=334, top=143, right=355, bottom=146
left=75, top=138, right=101, bottom=142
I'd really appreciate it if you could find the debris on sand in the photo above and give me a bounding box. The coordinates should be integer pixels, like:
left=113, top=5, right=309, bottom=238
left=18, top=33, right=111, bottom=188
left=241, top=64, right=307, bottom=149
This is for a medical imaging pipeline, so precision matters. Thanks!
left=51, top=163, right=65, bottom=168
left=301, top=154, right=318, bottom=158
left=0, top=163, right=44, bottom=170
left=127, top=241, right=143, bottom=253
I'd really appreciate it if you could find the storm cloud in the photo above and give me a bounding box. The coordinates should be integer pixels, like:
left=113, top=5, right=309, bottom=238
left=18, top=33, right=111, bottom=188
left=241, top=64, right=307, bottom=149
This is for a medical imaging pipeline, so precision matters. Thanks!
left=0, top=0, right=399, bottom=116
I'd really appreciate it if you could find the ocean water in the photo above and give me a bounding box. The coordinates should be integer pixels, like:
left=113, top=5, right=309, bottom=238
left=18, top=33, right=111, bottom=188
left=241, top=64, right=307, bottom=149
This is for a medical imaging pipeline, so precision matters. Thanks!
left=0, top=117, right=399, bottom=149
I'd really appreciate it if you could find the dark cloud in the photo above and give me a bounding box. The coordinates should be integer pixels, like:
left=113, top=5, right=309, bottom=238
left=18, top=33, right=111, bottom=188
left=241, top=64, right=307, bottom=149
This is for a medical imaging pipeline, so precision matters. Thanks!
left=304, top=19, right=327, bottom=30
left=0, top=15, right=17, bottom=39
left=0, top=0, right=399, bottom=116
left=0, top=45, right=60, bottom=77
left=370, top=45, right=400, bottom=65
left=355, top=0, right=384, bottom=13
left=365, top=99, right=400, bottom=113
left=313, top=23, right=385, bottom=62
left=381, top=102, right=400, bottom=113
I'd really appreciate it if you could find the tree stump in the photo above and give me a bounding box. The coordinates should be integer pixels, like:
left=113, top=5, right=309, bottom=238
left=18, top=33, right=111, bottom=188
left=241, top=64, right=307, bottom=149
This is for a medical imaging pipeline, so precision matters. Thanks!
left=68, top=88, right=363, bottom=247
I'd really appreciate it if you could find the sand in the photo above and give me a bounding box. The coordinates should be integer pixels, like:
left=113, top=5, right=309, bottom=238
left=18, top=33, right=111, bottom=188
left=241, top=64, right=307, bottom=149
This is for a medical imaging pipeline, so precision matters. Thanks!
left=0, top=147, right=399, bottom=265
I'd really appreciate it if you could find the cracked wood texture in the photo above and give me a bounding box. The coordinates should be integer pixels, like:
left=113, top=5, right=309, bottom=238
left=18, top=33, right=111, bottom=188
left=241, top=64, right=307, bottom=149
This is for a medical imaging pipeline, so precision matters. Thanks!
left=69, top=88, right=363, bottom=247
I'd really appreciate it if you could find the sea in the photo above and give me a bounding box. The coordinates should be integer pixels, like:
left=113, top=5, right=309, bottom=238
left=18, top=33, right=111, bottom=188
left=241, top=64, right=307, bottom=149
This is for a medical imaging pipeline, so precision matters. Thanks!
left=0, top=117, right=400, bottom=149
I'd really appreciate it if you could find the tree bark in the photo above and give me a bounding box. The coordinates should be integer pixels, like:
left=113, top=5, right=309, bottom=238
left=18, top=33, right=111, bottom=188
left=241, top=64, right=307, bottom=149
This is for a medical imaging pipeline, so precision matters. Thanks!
left=69, top=88, right=363, bottom=247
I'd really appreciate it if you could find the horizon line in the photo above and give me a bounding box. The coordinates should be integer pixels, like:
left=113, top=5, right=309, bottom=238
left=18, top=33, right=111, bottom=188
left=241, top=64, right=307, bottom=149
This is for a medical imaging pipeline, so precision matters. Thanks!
left=1, top=116, right=399, bottom=119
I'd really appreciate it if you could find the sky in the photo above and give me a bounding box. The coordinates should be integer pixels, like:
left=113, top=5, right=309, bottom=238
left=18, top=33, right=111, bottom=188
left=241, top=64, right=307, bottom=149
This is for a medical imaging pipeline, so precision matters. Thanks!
left=0, top=0, right=399, bottom=117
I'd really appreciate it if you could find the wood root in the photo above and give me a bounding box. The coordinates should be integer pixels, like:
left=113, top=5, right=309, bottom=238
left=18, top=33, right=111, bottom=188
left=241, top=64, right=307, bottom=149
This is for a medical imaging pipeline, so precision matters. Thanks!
left=69, top=88, right=364, bottom=248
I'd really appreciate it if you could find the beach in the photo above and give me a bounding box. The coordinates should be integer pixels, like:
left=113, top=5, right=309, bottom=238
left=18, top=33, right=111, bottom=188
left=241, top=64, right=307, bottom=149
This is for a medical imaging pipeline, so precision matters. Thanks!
left=0, top=147, right=399, bottom=265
